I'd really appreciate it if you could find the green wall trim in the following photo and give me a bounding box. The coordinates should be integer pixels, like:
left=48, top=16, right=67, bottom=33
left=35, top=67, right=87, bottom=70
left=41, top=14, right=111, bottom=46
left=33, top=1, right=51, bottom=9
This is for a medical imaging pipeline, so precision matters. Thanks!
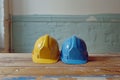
left=12, top=14, right=120, bottom=22
left=12, top=14, right=120, bottom=53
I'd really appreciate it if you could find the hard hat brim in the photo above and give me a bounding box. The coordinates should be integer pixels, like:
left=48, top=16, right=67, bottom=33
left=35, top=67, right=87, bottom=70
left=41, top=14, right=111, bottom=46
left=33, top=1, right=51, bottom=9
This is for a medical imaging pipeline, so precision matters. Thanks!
left=61, top=58, right=87, bottom=64
left=32, top=56, right=59, bottom=64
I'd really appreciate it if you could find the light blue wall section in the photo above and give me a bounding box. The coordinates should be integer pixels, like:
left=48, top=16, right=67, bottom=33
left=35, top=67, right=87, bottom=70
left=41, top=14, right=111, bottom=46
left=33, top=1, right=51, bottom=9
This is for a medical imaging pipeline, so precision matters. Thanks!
left=12, top=14, right=120, bottom=53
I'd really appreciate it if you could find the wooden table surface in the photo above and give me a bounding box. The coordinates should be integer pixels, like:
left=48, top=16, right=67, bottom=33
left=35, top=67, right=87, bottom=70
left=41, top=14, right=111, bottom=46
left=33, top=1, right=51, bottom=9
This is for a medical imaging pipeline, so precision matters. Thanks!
left=0, top=53, right=119, bottom=80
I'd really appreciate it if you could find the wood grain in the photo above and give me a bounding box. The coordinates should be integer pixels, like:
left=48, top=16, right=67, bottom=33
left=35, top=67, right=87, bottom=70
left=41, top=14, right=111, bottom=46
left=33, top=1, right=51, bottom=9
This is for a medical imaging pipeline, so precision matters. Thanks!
left=0, top=53, right=119, bottom=80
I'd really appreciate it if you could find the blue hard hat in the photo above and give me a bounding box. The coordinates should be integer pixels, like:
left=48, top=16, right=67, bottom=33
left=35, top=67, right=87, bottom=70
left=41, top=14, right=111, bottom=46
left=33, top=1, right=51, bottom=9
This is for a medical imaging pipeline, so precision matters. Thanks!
left=61, top=36, right=88, bottom=64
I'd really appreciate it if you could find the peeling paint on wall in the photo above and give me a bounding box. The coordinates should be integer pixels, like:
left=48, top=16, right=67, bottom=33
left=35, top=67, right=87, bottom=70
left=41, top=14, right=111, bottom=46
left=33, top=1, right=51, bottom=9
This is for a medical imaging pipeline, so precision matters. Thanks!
left=12, top=14, right=120, bottom=53
left=86, top=16, right=97, bottom=21
left=2, top=76, right=111, bottom=80
left=3, top=77, right=36, bottom=80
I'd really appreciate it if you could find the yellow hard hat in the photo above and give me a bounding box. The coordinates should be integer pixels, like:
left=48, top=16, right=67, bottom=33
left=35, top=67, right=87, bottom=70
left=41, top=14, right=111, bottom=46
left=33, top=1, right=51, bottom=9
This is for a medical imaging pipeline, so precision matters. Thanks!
left=32, top=34, right=60, bottom=63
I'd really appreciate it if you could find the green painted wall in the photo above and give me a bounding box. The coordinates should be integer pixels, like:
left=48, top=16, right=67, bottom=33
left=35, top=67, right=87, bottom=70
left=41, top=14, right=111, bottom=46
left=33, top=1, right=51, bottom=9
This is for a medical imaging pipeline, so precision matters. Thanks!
left=12, top=14, right=120, bottom=53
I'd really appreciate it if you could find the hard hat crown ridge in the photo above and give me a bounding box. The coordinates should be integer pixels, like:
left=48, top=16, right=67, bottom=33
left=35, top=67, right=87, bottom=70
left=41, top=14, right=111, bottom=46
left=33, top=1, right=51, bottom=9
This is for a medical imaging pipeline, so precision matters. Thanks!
left=32, top=34, right=88, bottom=64
left=61, top=35, right=88, bottom=64
left=32, top=34, right=60, bottom=64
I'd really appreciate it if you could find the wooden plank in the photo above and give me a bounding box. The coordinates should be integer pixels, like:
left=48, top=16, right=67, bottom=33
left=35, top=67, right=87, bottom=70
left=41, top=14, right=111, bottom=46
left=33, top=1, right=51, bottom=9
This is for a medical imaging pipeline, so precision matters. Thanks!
left=0, top=66, right=119, bottom=76
left=0, top=53, right=119, bottom=77
left=0, top=53, right=119, bottom=67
